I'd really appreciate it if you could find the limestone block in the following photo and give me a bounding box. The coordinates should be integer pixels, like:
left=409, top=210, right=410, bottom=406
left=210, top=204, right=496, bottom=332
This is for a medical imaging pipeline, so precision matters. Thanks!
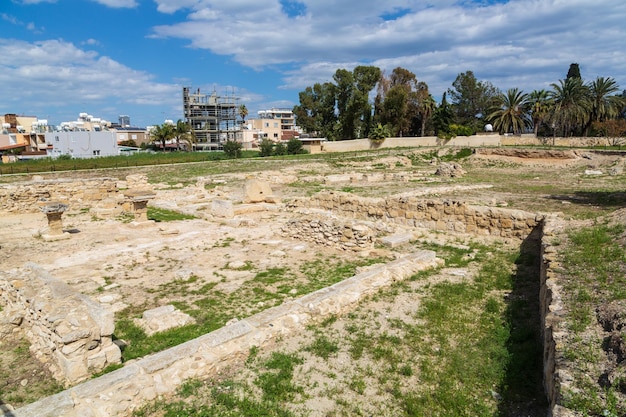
left=243, top=178, right=276, bottom=203
left=54, top=349, right=88, bottom=383
left=380, top=233, right=412, bottom=248
left=135, top=305, right=195, bottom=336
left=211, top=199, right=234, bottom=218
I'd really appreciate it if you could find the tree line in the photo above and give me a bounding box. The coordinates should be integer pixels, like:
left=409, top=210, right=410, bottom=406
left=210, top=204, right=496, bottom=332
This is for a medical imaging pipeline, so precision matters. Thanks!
left=292, top=63, right=626, bottom=140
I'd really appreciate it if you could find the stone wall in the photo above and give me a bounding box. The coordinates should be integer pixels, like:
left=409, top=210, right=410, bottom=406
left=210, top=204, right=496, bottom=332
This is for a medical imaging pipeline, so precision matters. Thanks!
left=281, top=216, right=374, bottom=251
left=321, top=135, right=501, bottom=152
left=0, top=177, right=118, bottom=213
left=540, top=216, right=577, bottom=417
left=7, top=251, right=442, bottom=417
left=0, top=264, right=121, bottom=385
left=287, top=192, right=544, bottom=240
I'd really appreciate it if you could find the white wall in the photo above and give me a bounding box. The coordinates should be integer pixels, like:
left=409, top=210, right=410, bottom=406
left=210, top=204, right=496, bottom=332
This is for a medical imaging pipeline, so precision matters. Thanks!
left=45, top=131, right=119, bottom=158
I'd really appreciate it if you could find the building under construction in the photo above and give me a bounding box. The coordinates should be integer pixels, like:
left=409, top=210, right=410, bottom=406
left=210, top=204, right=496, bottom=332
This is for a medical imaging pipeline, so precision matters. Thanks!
left=183, top=87, right=240, bottom=151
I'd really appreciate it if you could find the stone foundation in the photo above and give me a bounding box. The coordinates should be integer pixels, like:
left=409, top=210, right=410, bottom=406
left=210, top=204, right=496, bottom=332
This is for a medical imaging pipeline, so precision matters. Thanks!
left=7, top=252, right=442, bottom=417
left=0, top=177, right=118, bottom=213
left=0, top=264, right=121, bottom=385
left=282, top=216, right=374, bottom=250
left=288, top=191, right=544, bottom=240
left=540, top=216, right=577, bottom=417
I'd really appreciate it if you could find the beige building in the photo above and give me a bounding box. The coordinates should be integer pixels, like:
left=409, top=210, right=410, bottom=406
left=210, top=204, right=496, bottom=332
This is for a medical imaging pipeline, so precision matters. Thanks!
left=1, top=114, right=50, bottom=160
left=114, top=127, right=150, bottom=147
left=247, top=108, right=300, bottom=143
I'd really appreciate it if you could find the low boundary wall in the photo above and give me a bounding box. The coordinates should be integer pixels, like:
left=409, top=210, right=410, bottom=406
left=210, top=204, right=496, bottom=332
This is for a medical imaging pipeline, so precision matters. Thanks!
left=8, top=251, right=442, bottom=417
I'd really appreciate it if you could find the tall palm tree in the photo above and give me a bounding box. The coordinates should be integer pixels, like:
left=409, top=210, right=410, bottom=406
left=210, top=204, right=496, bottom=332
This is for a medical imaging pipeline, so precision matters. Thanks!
left=173, top=119, right=195, bottom=151
left=487, top=88, right=531, bottom=134
left=587, top=77, right=625, bottom=123
left=416, top=82, right=436, bottom=137
left=528, top=89, right=553, bottom=136
left=151, top=123, right=175, bottom=151
left=238, top=104, right=249, bottom=126
left=549, top=78, right=590, bottom=137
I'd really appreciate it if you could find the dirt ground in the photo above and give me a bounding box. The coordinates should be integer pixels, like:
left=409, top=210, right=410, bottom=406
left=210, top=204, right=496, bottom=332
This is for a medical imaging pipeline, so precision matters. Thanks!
left=0, top=147, right=624, bottom=414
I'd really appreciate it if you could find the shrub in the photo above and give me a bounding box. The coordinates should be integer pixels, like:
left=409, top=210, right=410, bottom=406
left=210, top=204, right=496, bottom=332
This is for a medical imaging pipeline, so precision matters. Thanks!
left=449, top=124, right=475, bottom=137
left=274, top=142, right=287, bottom=156
left=222, top=140, right=242, bottom=159
left=259, top=138, right=274, bottom=157
left=286, top=138, right=303, bottom=155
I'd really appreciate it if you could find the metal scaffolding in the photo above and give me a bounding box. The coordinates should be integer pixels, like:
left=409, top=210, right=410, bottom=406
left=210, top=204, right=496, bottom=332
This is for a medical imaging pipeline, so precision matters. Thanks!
left=183, top=87, right=240, bottom=151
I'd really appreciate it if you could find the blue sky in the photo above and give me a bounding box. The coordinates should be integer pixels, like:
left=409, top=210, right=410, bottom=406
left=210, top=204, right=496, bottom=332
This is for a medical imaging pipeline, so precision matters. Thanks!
left=1, top=0, right=625, bottom=128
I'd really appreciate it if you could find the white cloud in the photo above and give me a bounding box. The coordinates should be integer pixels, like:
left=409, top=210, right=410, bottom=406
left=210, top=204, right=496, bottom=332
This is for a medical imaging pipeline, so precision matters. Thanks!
left=150, top=0, right=626, bottom=97
left=0, top=39, right=180, bottom=124
left=90, top=0, right=138, bottom=8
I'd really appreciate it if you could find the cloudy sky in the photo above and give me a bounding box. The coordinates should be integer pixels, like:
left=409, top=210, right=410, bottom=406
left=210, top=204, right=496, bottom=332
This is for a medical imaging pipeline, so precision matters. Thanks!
left=1, top=0, right=625, bottom=127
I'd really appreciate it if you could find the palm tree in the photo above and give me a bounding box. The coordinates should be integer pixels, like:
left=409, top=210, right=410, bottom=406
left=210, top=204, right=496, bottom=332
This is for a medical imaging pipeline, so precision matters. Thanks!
left=587, top=77, right=625, bottom=123
left=528, top=89, right=552, bottom=136
left=549, top=78, right=590, bottom=137
left=416, top=82, right=436, bottom=137
left=151, top=123, right=175, bottom=151
left=487, top=88, right=531, bottom=134
left=238, top=104, right=249, bottom=126
left=173, top=119, right=195, bottom=151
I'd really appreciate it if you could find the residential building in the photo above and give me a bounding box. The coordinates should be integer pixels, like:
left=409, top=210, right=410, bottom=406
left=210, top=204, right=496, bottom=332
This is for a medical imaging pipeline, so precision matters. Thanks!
left=183, top=87, right=241, bottom=151
left=248, top=108, right=300, bottom=143
left=57, top=113, right=111, bottom=132
left=114, top=127, right=150, bottom=147
left=44, top=131, right=119, bottom=158
left=0, top=114, right=51, bottom=160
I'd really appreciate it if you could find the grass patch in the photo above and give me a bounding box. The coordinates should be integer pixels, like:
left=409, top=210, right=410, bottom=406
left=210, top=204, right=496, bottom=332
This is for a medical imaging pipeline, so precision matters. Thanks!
left=147, top=207, right=197, bottom=222
left=115, top=257, right=389, bottom=362
left=558, top=221, right=626, bottom=415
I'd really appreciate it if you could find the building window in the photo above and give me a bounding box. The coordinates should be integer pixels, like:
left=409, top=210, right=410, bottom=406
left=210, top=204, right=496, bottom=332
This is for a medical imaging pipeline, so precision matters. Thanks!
left=264, top=122, right=269, bottom=128
left=274, top=122, right=279, bottom=128
left=131, top=134, right=137, bottom=140
left=93, top=150, right=100, bottom=156
left=55, top=136, right=60, bottom=142
left=273, top=133, right=278, bottom=138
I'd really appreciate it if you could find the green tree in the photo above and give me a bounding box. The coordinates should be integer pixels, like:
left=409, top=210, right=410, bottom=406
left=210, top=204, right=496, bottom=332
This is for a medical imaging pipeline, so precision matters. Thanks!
left=286, top=138, right=303, bottom=155
left=566, top=63, right=581, bottom=80
left=433, top=92, right=454, bottom=137
left=549, top=77, right=590, bottom=137
left=238, top=104, right=249, bottom=125
left=333, top=68, right=355, bottom=140
left=173, top=119, right=195, bottom=151
left=447, top=71, right=500, bottom=132
left=487, top=88, right=531, bottom=134
left=528, top=89, right=553, bottom=136
left=293, top=82, right=337, bottom=139
left=259, top=138, right=274, bottom=157
left=369, top=123, right=390, bottom=143
left=222, top=140, right=242, bottom=158
left=151, top=123, right=175, bottom=151
left=273, top=141, right=287, bottom=156
left=416, top=82, right=436, bottom=137
left=376, top=67, right=422, bottom=137
left=587, top=77, right=625, bottom=123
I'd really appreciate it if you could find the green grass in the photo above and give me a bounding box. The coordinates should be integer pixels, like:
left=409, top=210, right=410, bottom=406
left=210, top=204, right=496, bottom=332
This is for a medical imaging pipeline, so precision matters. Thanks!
left=147, top=207, right=197, bottom=222
left=559, top=222, right=626, bottom=415
left=129, top=243, right=547, bottom=416
left=115, top=256, right=390, bottom=362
